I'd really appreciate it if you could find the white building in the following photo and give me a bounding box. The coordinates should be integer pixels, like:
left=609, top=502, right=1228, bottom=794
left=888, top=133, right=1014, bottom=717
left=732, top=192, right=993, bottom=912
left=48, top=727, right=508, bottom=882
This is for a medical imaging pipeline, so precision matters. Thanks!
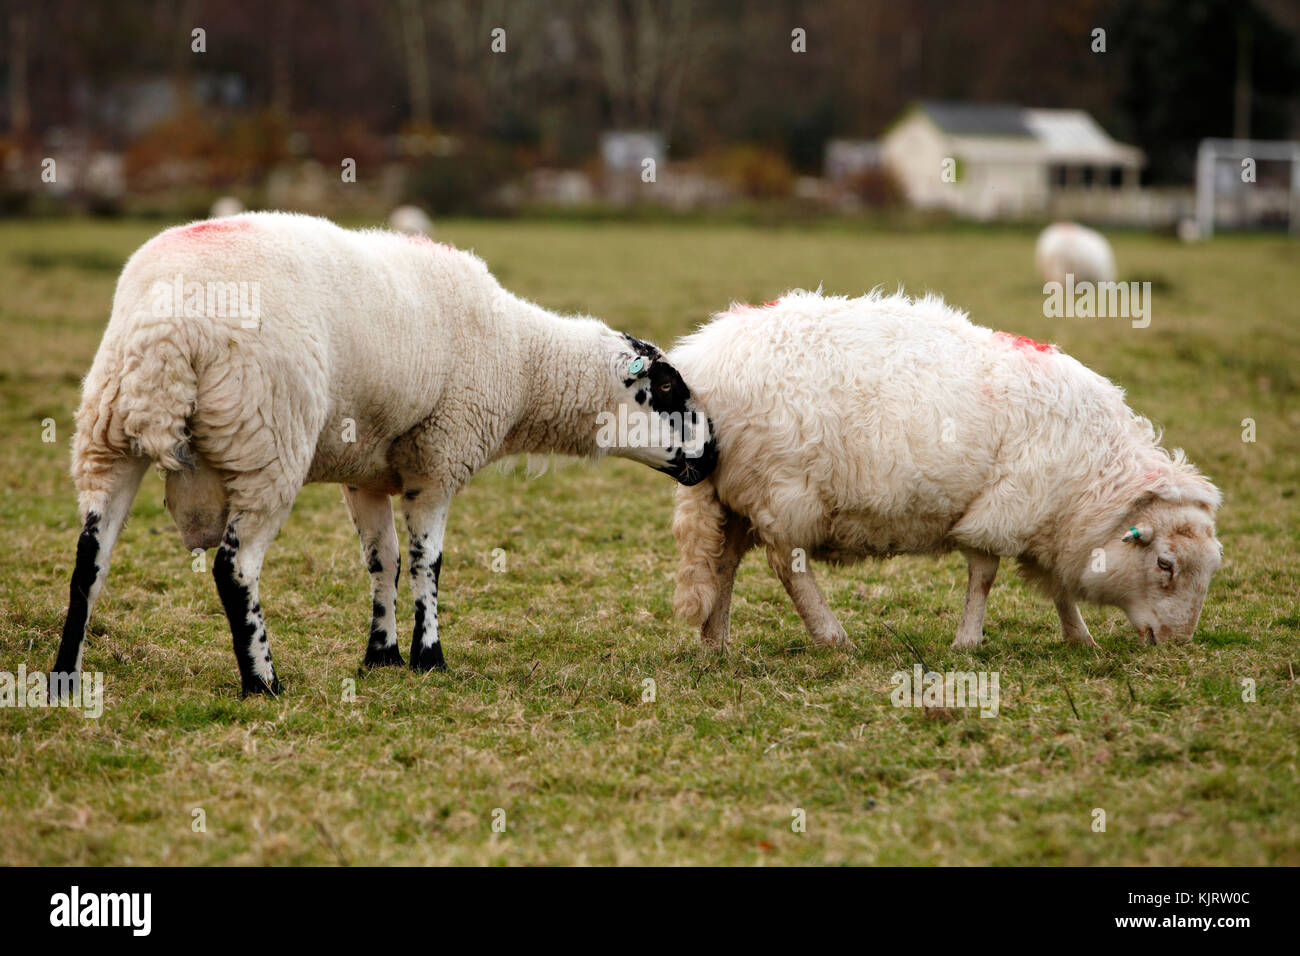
left=824, top=139, right=882, bottom=182
left=599, top=131, right=666, bottom=173
left=881, top=101, right=1144, bottom=220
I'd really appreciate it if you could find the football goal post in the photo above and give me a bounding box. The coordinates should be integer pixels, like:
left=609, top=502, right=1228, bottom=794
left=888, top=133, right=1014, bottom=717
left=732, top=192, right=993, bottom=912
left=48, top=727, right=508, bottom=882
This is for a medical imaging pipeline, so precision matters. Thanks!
left=1195, top=138, right=1300, bottom=237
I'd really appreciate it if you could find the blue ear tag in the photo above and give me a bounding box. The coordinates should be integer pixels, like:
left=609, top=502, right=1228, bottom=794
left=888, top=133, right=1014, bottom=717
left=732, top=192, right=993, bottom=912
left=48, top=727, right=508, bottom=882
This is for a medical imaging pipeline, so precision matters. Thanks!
left=628, top=357, right=646, bottom=375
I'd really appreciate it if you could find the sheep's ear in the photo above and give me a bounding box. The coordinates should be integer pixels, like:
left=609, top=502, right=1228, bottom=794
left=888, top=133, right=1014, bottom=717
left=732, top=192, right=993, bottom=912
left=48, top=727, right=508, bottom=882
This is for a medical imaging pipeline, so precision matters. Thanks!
left=1124, top=524, right=1154, bottom=545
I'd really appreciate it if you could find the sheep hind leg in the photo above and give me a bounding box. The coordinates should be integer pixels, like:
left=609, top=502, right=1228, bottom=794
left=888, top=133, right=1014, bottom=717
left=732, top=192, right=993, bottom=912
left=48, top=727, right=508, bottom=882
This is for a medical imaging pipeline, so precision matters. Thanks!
left=213, top=505, right=293, bottom=696
left=402, top=489, right=452, bottom=672
left=952, top=551, right=999, bottom=649
left=50, top=457, right=150, bottom=698
left=1054, top=593, right=1098, bottom=648
left=700, top=510, right=755, bottom=650
left=342, top=486, right=403, bottom=667
left=766, top=544, right=853, bottom=650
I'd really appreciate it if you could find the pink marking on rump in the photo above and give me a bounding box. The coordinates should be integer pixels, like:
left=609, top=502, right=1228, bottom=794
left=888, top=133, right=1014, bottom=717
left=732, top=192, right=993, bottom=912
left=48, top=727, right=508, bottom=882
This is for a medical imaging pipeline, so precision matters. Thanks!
left=994, top=330, right=1056, bottom=353
left=172, top=219, right=253, bottom=239
left=730, top=300, right=778, bottom=314
left=399, top=233, right=453, bottom=251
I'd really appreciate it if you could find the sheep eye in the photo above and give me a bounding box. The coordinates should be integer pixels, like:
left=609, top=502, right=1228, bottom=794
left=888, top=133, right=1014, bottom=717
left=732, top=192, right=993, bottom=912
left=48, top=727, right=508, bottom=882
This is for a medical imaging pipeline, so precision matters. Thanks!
left=1157, top=557, right=1173, bottom=574
left=659, top=383, right=672, bottom=393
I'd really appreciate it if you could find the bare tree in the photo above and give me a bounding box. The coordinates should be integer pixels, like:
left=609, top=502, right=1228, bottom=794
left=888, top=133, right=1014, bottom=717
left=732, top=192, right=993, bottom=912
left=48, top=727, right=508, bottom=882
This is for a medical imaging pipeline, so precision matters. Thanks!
left=7, top=5, right=29, bottom=138
left=270, top=2, right=294, bottom=118
left=587, top=0, right=701, bottom=133
left=393, top=0, right=433, bottom=126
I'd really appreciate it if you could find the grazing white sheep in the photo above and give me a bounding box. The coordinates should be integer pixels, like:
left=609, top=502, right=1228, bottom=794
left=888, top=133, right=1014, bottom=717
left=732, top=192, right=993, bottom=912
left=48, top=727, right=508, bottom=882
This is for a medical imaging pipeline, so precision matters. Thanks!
left=1035, top=221, right=1116, bottom=284
left=210, top=196, right=245, bottom=218
left=1177, top=218, right=1202, bottom=243
left=670, top=290, right=1222, bottom=652
left=53, top=212, right=716, bottom=695
left=388, top=204, right=434, bottom=236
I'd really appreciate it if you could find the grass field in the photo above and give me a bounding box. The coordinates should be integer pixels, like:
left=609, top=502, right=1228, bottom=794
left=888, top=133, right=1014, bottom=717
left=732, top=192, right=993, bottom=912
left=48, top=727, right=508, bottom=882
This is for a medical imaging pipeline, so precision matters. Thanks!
left=1, top=217, right=1297, bottom=865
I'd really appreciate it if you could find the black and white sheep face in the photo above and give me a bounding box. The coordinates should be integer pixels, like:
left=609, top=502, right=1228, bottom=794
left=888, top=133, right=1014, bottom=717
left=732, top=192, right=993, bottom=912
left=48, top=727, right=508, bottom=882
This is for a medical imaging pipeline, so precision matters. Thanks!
left=599, top=335, right=718, bottom=485
left=1082, top=503, right=1223, bottom=644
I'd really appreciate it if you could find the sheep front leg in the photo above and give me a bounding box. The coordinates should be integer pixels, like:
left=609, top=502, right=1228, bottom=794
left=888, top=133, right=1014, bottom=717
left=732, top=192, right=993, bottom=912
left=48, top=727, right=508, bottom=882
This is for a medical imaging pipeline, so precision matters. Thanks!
left=700, top=510, right=755, bottom=649
left=403, top=490, right=451, bottom=672
left=1054, top=593, right=1099, bottom=647
left=213, top=506, right=292, bottom=696
left=51, top=457, right=150, bottom=696
left=766, top=544, right=852, bottom=649
left=342, top=486, right=403, bottom=667
left=952, top=551, right=999, bottom=649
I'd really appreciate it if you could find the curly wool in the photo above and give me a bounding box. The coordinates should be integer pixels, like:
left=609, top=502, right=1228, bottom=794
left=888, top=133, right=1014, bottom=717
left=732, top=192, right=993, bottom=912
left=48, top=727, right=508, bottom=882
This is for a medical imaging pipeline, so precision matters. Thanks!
left=669, top=289, right=1220, bottom=627
left=70, top=211, right=634, bottom=521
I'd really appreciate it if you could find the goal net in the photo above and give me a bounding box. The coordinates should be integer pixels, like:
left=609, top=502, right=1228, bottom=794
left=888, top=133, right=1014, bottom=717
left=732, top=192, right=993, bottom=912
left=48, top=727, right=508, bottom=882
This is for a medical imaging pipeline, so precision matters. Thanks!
left=1195, top=138, right=1300, bottom=237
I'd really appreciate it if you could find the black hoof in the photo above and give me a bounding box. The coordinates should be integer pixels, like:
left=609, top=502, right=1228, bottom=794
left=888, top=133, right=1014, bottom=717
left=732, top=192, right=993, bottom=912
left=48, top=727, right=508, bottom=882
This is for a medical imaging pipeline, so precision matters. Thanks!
left=241, top=675, right=282, bottom=697
left=411, top=643, right=447, bottom=672
left=363, top=644, right=405, bottom=668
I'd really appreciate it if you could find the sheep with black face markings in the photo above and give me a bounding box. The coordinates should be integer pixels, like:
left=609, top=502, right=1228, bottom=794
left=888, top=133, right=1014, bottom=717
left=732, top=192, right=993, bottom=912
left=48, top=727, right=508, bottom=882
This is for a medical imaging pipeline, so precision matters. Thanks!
left=53, top=211, right=717, bottom=695
left=670, top=290, right=1222, bottom=652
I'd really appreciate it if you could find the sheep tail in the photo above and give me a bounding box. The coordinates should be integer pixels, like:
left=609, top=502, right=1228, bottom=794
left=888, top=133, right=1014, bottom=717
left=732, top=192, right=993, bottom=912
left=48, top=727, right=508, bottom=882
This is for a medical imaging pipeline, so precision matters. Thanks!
left=74, top=313, right=199, bottom=487
left=672, top=479, right=727, bottom=626
left=117, top=316, right=200, bottom=471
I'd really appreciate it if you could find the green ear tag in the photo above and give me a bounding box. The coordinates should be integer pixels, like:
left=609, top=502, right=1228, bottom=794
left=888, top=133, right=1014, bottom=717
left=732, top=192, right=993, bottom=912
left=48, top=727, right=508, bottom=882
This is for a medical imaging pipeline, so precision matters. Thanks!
left=628, top=357, right=646, bottom=375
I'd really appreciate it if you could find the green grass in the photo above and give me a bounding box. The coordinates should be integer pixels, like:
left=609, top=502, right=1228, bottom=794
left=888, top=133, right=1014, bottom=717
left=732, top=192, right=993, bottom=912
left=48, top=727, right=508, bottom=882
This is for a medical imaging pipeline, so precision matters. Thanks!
left=1, top=218, right=1297, bottom=865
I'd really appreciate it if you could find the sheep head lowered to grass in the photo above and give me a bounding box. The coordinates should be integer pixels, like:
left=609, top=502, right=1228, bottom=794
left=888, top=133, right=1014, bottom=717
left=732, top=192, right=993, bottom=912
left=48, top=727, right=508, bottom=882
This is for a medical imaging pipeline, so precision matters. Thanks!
left=1036, top=221, right=1117, bottom=285
left=52, top=211, right=717, bottom=696
left=669, top=290, right=1221, bottom=652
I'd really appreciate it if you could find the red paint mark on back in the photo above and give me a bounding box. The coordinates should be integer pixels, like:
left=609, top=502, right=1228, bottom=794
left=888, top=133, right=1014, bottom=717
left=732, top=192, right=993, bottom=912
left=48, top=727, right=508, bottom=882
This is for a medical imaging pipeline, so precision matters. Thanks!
left=730, top=299, right=779, bottom=315
left=994, top=330, right=1056, bottom=353
left=173, top=219, right=253, bottom=239
left=400, top=233, right=454, bottom=252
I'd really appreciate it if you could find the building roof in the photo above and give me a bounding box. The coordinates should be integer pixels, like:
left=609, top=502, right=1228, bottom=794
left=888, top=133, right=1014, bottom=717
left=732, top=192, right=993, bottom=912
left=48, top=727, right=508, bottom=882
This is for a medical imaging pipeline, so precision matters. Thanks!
left=1022, top=109, right=1143, bottom=164
left=904, top=101, right=1143, bottom=167
left=917, top=101, right=1033, bottom=137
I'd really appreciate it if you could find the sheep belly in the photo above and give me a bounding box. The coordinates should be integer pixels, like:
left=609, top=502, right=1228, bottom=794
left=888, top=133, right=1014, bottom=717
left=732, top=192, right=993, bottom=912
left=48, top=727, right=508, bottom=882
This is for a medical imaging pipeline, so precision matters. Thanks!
left=817, top=507, right=966, bottom=560
left=306, top=429, right=403, bottom=491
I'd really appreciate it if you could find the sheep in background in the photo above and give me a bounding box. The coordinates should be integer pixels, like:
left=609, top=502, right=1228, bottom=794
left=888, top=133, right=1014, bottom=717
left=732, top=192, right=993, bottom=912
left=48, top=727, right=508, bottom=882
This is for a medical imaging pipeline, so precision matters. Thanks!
left=210, top=196, right=245, bottom=218
left=1177, top=218, right=1203, bottom=243
left=1035, top=221, right=1117, bottom=284
left=389, top=204, right=434, bottom=236
left=53, top=212, right=716, bottom=695
left=670, top=290, right=1221, bottom=652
